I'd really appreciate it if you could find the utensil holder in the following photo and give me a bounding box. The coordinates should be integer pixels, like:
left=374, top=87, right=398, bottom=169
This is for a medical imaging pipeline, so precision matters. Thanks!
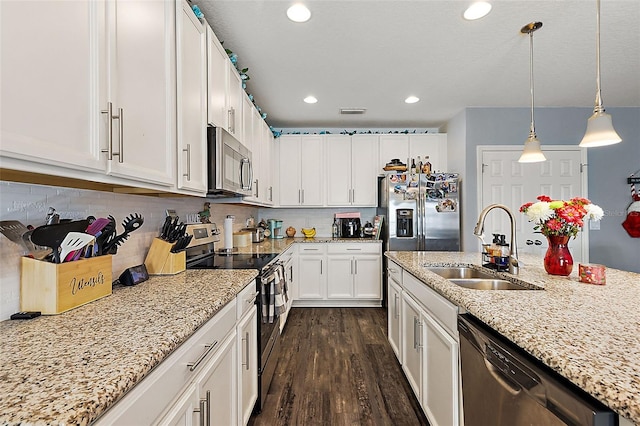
left=144, top=238, right=185, bottom=275
left=20, top=255, right=113, bottom=314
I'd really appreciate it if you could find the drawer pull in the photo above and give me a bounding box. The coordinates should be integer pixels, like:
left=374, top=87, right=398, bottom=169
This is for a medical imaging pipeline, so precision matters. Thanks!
left=245, top=291, right=259, bottom=305
left=187, top=340, right=219, bottom=372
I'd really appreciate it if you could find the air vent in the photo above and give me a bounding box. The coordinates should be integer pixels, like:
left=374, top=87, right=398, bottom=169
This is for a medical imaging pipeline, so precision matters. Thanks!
left=340, top=108, right=367, bottom=115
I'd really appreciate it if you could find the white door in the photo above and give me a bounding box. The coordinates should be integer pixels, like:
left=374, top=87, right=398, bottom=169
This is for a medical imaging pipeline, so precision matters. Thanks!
left=351, top=135, right=379, bottom=206
left=297, top=256, right=325, bottom=299
left=387, top=278, right=402, bottom=360
left=353, top=255, right=382, bottom=299
left=401, top=292, right=423, bottom=400
left=478, top=146, right=588, bottom=262
left=237, top=306, right=258, bottom=426
left=326, top=256, right=354, bottom=298
left=278, top=136, right=302, bottom=206
left=326, top=135, right=352, bottom=206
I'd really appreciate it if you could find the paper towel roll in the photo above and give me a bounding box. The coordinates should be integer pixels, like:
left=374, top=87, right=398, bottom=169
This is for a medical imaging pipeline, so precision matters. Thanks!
left=224, top=217, right=233, bottom=250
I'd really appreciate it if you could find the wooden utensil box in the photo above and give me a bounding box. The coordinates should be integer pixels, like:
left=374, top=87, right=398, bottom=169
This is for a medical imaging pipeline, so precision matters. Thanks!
left=20, top=255, right=113, bottom=315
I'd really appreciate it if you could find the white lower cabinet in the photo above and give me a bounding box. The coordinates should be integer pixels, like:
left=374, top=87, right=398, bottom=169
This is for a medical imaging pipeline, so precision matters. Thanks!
left=392, top=268, right=461, bottom=426
left=237, top=299, right=258, bottom=425
left=96, top=280, right=260, bottom=426
left=295, top=243, right=382, bottom=306
left=387, top=273, right=403, bottom=360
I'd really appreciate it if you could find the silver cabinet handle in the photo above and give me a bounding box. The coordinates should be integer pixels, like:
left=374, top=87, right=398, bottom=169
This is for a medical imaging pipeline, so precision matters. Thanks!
left=298, top=189, right=301, bottom=204
left=413, top=316, right=418, bottom=349
left=417, top=320, right=423, bottom=349
left=269, top=186, right=273, bottom=202
left=228, top=107, right=235, bottom=134
left=347, top=248, right=362, bottom=251
left=389, top=267, right=399, bottom=274
left=354, top=259, right=358, bottom=275
left=183, top=144, right=191, bottom=181
left=243, top=331, right=250, bottom=370
left=246, top=291, right=259, bottom=305
left=352, top=189, right=355, bottom=203
left=187, top=340, right=219, bottom=371
left=301, top=189, right=305, bottom=204
left=194, top=398, right=206, bottom=426
left=228, top=109, right=232, bottom=133
left=205, top=390, right=211, bottom=426
left=101, top=103, right=123, bottom=163
left=350, top=259, right=353, bottom=275
left=394, top=294, right=399, bottom=319
left=290, top=264, right=293, bottom=282
left=320, top=259, right=323, bottom=274
left=254, top=179, right=259, bottom=198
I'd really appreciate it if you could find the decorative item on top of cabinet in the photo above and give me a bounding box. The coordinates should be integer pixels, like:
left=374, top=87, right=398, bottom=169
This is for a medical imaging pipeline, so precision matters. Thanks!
left=379, top=134, right=447, bottom=173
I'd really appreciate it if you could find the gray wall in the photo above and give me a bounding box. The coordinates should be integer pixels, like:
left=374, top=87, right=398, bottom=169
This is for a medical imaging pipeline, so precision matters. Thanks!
left=447, top=106, right=640, bottom=272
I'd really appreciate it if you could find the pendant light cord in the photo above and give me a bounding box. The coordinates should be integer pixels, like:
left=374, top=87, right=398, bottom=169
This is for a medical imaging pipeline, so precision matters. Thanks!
left=529, top=30, right=536, bottom=136
left=594, top=0, right=604, bottom=112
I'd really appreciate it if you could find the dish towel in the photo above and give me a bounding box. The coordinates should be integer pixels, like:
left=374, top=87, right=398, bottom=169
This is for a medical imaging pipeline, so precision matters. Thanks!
left=261, top=264, right=289, bottom=324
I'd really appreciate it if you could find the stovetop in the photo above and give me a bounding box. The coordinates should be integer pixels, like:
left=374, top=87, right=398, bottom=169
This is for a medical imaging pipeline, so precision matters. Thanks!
left=187, top=252, right=278, bottom=271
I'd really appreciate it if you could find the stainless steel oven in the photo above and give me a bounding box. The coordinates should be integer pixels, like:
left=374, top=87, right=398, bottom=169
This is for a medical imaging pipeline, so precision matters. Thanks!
left=207, top=127, right=252, bottom=197
left=184, top=223, right=285, bottom=413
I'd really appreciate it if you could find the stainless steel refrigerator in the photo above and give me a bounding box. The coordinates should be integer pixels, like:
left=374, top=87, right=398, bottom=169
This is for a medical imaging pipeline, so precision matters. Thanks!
left=379, top=172, right=460, bottom=251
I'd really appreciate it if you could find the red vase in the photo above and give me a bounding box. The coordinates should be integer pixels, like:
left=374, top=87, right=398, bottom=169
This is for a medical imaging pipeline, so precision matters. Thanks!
left=544, top=235, right=573, bottom=276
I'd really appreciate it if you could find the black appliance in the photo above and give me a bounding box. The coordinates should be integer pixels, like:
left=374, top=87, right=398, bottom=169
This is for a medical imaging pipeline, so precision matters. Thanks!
left=184, top=223, right=283, bottom=414
left=341, top=218, right=361, bottom=238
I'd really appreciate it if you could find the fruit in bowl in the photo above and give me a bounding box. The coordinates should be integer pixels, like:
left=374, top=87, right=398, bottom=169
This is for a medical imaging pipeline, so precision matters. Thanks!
left=301, top=228, right=316, bottom=238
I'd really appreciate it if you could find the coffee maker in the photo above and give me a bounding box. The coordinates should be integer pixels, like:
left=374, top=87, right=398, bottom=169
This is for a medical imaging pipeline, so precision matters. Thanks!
left=267, top=219, right=283, bottom=239
left=341, top=218, right=362, bottom=238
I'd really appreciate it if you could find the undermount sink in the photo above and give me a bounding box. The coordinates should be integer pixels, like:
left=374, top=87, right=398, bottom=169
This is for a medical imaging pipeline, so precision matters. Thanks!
left=427, top=266, right=539, bottom=290
left=426, top=266, right=495, bottom=280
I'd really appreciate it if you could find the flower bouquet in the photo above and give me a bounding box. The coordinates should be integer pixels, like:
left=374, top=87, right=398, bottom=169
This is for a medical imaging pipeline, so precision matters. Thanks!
left=520, top=195, right=603, bottom=275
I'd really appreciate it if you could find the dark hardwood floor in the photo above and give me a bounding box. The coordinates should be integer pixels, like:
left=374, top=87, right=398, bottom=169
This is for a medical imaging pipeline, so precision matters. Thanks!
left=249, top=307, right=429, bottom=426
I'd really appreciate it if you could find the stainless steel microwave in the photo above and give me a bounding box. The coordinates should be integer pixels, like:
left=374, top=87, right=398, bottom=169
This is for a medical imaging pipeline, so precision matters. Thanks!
left=207, top=127, right=253, bottom=197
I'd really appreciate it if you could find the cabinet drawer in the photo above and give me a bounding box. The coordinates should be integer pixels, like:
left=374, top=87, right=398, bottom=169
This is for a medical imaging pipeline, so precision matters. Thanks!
left=327, top=243, right=381, bottom=254
left=237, top=280, right=258, bottom=319
left=96, top=300, right=237, bottom=424
left=388, top=260, right=402, bottom=284
left=298, top=244, right=327, bottom=255
left=403, top=272, right=458, bottom=336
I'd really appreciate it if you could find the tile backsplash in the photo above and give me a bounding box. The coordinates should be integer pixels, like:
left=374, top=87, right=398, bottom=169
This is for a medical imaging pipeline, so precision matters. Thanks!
left=0, top=181, right=258, bottom=320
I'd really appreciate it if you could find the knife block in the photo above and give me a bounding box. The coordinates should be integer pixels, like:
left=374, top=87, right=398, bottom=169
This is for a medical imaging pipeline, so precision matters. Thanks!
left=20, top=255, right=113, bottom=314
left=144, top=238, right=185, bottom=275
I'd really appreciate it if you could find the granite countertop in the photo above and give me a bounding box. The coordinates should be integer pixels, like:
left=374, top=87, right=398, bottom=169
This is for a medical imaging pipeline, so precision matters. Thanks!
left=0, top=269, right=258, bottom=426
left=386, top=251, right=640, bottom=423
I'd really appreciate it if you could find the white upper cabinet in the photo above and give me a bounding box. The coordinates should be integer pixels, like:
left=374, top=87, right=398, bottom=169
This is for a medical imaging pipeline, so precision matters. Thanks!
left=277, top=135, right=324, bottom=207
left=0, top=1, right=105, bottom=173
left=176, top=0, right=207, bottom=194
left=1, top=0, right=177, bottom=188
left=379, top=135, right=410, bottom=171
left=104, top=0, right=176, bottom=187
left=226, top=65, right=244, bottom=142
left=206, top=25, right=227, bottom=128
left=326, top=134, right=378, bottom=206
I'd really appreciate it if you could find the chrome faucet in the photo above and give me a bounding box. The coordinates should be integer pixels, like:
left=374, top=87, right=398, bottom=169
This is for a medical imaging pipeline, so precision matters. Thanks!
left=473, top=204, right=519, bottom=275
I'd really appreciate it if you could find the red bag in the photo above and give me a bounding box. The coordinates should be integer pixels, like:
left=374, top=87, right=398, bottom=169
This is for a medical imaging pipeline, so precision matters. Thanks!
left=622, top=174, right=640, bottom=238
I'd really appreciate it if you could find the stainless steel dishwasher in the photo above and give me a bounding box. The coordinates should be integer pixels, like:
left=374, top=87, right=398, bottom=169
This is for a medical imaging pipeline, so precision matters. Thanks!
left=458, top=314, right=616, bottom=426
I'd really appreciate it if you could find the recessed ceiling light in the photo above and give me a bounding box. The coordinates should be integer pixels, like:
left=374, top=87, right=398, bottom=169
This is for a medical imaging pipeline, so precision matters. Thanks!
left=287, top=4, right=311, bottom=23
left=463, top=2, right=492, bottom=20
left=304, top=96, right=317, bottom=104
left=405, top=96, right=420, bottom=104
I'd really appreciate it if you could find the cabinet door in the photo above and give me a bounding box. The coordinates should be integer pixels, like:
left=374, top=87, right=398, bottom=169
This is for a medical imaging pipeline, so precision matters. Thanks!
left=297, top=256, right=325, bottom=299
left=388, top=278, right=402, bottom=360
left=237, top=306, right=258, bottom=426
left=176, top=0, right=206, bottom=194
left=278, top=136, right=302, bottom=206
left=206, top=25, right=227, bottom=128
left=227, top=66, right=243, bottom=140
left=300, top=136, right=324, bottom=206
left=423, top=314, right=460, bottom=426
left=401, top=292, right=423, bottom=400
left=156, top=384, right=199, bottom=426
left=353, top=255, right=381, bottom=299
left=379, top=135, right=409, bottom=171
left=260, top=121, right=274, bottom=205
left=0, top=1, right=105, bottom=172
left=325, top=135, right=352, bottom=206
left=326, top=256, right=354, bottom=298
left=106, top=0, right=175, bottom=187
left=351, top=135, right=379, bottom=206
left=197, top=333, right=238, bottom=426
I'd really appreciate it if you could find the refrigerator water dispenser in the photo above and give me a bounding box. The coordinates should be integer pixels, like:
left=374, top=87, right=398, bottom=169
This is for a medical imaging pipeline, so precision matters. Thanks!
left=396, top=209, right=414, bottom=237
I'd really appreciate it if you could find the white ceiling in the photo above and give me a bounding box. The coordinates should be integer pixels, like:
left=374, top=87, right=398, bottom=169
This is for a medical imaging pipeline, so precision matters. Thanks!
left=198, top=0, right=640, bottom=129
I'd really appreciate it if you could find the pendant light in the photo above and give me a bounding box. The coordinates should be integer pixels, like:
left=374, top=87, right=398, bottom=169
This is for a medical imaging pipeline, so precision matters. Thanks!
left=518, top=22, right=546, bottom=163
left=580, top=0, right=622, bottom=148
